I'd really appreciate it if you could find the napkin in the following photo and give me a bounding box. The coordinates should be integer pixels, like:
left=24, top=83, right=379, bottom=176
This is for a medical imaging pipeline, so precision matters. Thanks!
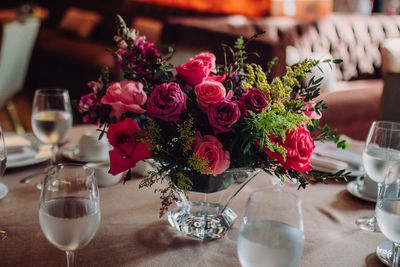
left=4, top=135, right=31, bottom=153
left=7, top=146, right=36, bottom=163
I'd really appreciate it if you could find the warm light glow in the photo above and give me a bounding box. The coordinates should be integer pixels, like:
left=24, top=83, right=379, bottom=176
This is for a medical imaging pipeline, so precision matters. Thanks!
left=133, top=0, right=271, bottom=17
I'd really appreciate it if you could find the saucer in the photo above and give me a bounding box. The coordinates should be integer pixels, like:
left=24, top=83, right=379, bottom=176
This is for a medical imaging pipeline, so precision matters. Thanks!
left=62, top=147, right=108, bottom=163
left=0, top=183, right=8, bottom=199
left=346, top=180, right=376, bottom=202
left=376, top=241, right=392, bottom=266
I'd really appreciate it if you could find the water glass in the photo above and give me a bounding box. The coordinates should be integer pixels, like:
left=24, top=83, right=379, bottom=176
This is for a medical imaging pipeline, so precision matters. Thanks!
left=39, top=163, right=101, bottom=267
left=237, top=187, right=304, bottom=267
left=356, top=121, right=400, bottom=232
left=376, top=168, right=400, bottom=267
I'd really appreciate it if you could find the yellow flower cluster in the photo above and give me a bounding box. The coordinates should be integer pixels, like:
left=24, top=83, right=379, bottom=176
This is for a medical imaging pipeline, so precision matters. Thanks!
left=177, top=118, right=195, bottom=154
left=188, top=154, right=212, bottom=175
left=242, top=65, right=271, bottom=99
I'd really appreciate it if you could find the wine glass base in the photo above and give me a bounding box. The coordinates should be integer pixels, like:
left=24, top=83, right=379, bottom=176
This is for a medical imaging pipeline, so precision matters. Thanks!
left=0, top=182, right=8, bottom=199
left=355, top=216, right=380, bottom=232
left=376, top=241, right=393, bottom=266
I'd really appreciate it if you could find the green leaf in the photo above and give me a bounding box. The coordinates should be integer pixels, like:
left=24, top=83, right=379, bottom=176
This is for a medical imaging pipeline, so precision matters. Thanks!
left=332, top=59, right=343, bottom=64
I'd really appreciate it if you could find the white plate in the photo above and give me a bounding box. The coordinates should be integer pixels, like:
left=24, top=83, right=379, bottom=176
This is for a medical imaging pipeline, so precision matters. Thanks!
left=62, top=147, right=107, bottom=163
left=5, top=134, right=51, bottom=169
left=346, top=180, right=376, bottom=202
left=376, top=241, right=392, bottom=266
left=0, top=182, right=8, bottom=199
left=313, top=164, right=364, bottom=177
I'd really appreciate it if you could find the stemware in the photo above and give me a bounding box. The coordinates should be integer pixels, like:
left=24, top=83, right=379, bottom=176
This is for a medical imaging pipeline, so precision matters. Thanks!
left=356, top=121, right=400, bottom=232
left=0, top=124, right=7, bottom=240
left=31, top=88, right=72, bottom=188
left=376, top=167, right=400, bottom=267
left=237, top=187, right=304, bottom=267
left=31, top=88, right=73, bottom=163
left=39, top=163, right=101, bottom=267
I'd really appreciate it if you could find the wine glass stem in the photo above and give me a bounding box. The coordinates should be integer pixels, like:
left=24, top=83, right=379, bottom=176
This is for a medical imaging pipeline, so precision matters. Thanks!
left=393, top=242, right=400, bottom=267
left=50, top=144, right=58, bottom=165
left=66, top=251, right=74, bottom=267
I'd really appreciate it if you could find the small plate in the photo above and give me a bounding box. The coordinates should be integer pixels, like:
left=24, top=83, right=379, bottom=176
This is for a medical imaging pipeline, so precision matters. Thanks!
left=5, top=134, right=51, bottom=169
left=376, top=241, right=392, bottom=266
left=0, top=183, right=8, bottom=199
left=62, top=147, right=107, bottom=163
left=346, top=180, right=376, bottom=202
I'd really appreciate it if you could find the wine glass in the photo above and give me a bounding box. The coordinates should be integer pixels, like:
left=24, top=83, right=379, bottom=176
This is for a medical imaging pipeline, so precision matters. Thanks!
left=31, top=88, right=73, bottom=164
left=376, top=167, right=400, bottom=266
left=0, top=124, right=7, bottom=240
left=356, top=121, right=400, bottom=232
left=31, top=88, right=72, bottom=188
left=237, top=187, right=304, bottom=267
left=39, top=163, right=101, bottom=267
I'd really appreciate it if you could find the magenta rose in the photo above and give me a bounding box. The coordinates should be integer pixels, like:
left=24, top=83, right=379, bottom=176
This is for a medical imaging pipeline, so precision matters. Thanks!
left=240, top=88, right=269, bottom=113
left=303, top=101, right=322, bottom=119
left=193, top=52, right=216, bottom=72
left=101, top=81, right=147, bottom=120
left=195, top=80, right=233, bottom=110
left=207, top=99, right=242, bottom=135
left=147, top=82, right=187, bottom=121
left=176, top=59, right=212, bottom=87
left=262, top=124, right=315, bottom=172
left=107, top=118, right=152, bottom=175
left=193, top=132, right=230, bottom=176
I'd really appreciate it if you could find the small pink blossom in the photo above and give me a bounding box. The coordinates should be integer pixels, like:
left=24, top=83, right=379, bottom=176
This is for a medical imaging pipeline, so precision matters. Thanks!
left=303, top=101, right=322, bottom=119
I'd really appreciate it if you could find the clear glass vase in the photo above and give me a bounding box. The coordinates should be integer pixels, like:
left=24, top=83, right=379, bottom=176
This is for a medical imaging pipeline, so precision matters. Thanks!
left=167, top=168, right=261, bottom=240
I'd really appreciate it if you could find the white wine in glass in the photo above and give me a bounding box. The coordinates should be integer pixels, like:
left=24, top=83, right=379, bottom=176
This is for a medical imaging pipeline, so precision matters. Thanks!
left=31, top=88, right=73, bottom=164
left=39, top=163, right=100, bottom=267
left=356, top=121, right=400, bottom=232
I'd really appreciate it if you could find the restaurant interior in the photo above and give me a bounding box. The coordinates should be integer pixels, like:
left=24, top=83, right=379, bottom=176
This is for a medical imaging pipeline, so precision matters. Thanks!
left=1, top=0, right=400, bottom=266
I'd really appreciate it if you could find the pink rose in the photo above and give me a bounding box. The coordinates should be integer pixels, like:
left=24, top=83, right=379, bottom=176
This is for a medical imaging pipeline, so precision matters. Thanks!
left=107, top=118, right=152, bottom=175
left=207, top=99, right=242, bottom=135
left=240, top=88, right=269, bottom=113
left=195, top=80, right=233, bottom=110
left=303, top=101, right=322, bottom=120
left=193, top=52, right=216, bottom=72
left=262, top=124, right=315, bottom=172
left=193, top=132, right=230, bottom=176
left=147, top=82, right=187, bottom=121
left=176, top=59, right=212, bottom=87
left=101, top=81, right=147, bottom=120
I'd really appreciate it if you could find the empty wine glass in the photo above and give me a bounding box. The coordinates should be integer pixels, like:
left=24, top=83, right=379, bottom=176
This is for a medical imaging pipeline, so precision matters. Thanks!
left=376, top=167, right=400, bottom=266
left=237, top=187, right=304, bottom=267
left=0, top=124, right=7, bottom=240
left=356, top=121, right=400, bottom=232
left=39, top=163, right=101, bottom=267
left=31, top=88, right=72, bottom=188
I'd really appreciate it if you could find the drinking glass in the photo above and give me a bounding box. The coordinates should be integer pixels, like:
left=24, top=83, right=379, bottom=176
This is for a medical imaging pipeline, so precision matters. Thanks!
left=376, top=167, right=400, bottom=266
left=31, top=88, right=73, bottom=164
left=0, top=124, right=7, bottom=240
left=39, top=163, right=101, bottom=267
left=237, top=187, right=304, bottom=267
left=356, top=121, right=400, bottom=232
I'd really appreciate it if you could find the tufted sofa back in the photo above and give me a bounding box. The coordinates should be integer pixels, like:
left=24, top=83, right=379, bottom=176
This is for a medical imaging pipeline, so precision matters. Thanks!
left=255, top=14, right=400, bottom=81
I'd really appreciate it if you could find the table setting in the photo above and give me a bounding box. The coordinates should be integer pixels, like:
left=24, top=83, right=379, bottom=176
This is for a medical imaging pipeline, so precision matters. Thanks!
left=0, top=15, right=398, bottom=267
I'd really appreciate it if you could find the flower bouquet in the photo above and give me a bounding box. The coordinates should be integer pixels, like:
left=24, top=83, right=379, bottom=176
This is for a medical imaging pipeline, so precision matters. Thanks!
left=79, top=15, right=348, bottom=239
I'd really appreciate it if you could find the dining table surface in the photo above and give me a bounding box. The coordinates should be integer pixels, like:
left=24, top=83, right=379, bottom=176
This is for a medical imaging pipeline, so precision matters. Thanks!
left=0, top=125, right=388, bottom=266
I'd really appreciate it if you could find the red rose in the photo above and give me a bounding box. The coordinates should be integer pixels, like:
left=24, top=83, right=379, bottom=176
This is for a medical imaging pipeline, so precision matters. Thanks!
left=107, top=118, right=152, bottom=175
left=240, top=88, right=269, bottom=113
left=176, top=59, right=212, bottom=87
left=207, top=99, right=242, bottom=135
left=263, top=124, right=315, bottom=172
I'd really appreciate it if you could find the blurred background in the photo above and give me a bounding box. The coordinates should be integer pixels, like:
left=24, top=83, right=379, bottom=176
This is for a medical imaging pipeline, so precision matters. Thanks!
left=0, top=0, right=399, bottom=140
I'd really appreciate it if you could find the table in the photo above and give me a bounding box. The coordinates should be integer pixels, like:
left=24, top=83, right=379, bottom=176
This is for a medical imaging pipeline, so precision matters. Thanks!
left=0, top=125, right=387, bottom=266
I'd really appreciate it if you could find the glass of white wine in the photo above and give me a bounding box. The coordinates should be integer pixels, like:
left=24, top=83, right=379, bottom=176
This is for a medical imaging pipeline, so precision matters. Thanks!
left=31, top=88, right=73, bottom=164
left=237, top=187, right=304, bottom=267
left=0, top=124, right=7, bottom=240
left=356, top=121, right=400, bottom=232
left=376, top=168, right=400, bottom=267
left=39, top=163, right=101, bottom=267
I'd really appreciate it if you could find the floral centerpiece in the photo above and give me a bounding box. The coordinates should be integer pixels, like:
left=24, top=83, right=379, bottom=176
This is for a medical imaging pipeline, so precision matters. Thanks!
left=78, top=16, right=348, bottom=221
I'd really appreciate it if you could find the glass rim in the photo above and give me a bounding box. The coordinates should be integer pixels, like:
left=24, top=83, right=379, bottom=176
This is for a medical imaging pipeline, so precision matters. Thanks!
left=34, top=88, right=69, bottom=96
left=372, top=120, right=400, bottom=131
left=46, top=163, right=94, bottom=177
